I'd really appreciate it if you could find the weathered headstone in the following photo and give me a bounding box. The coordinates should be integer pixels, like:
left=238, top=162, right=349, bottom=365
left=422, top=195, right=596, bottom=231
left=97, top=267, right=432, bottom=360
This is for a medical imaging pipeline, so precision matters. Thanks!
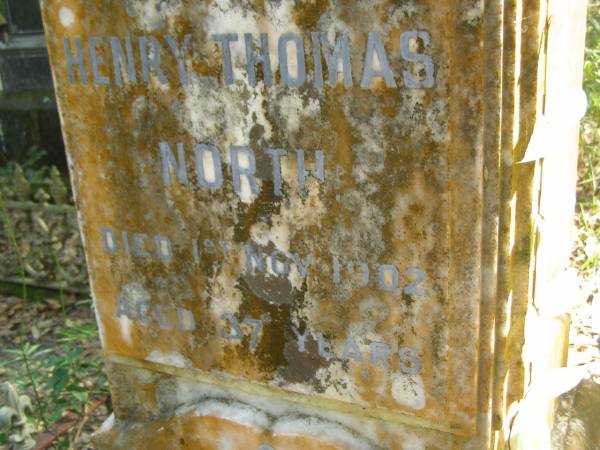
left=0, top=0, right=53, bottom=92
left=5, top=0, right=44, bottom=34
left=0, top=0, right=64, bottom=177
left=40, top=0, right=587, bottom=448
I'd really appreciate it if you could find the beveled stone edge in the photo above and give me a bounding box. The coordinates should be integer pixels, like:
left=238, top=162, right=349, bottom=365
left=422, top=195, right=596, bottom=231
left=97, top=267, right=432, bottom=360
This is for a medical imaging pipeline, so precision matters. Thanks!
left=108, top=353, right=475, bottom=437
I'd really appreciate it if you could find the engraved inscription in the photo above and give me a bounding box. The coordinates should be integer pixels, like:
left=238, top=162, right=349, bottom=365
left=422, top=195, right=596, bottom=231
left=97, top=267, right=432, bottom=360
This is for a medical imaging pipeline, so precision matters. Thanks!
left=62, top=30, right=435, bottom=89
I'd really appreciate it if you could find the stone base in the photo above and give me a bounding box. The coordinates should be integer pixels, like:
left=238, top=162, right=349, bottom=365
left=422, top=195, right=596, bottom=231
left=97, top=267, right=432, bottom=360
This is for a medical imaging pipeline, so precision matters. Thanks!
left=92, top=357, right=475, bottom=450
left=94, top=410, right=349, bottom=450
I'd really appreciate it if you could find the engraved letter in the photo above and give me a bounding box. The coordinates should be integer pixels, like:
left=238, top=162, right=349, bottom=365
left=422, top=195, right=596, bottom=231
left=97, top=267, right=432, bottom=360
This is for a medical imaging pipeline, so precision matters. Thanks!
left=136, top=301, right=152, bottom=325
left=399, top=347, right=422, bottom=375
left=121, top=231, right=131, bottom=255
left=369, top=342, right=391, bottom=369
left=115, top=296, right=132, bottom=319
left=404, top=267, right=427, bottom=297
left=296, top=149, right=325, bottom=193
left=341, top=336, right=364, bottom=362
left=360, top=32, right=396, bottom=89
left=348, top=261, right=369, bottom=287
left=378, top=264, right=399, bottom=292
left=317, top=333, right=335, bottom=360
left=100, top=226, right=117, bottom=253
left=291, top=253, right=312, bottom=279
left=64, top=37, right=87, bottom=84
left=265, top=148, right=287, bottom=196
left=270, top=250, right=290, bottom=276
left=204, top=240, right=216, bottom=253
left=333, top=255, right=341, bottom=284
left=291, top=327, right=311, bottom=353
left=243, top=317, right=263, bottom=352
left=220, top=313, right=243, bottom=340
left=230, top=145, right=259, bottom=199
left=194, top=143, right=223, bottom=190
left=278, top=32, right=306, bottom=87
left=192, top=239, right=201, bottom=264
left=245, top=33, right=272, bottom=86
left=89, top=37, right=109, bottom=85
left=133, top=233, right=150, bottom=257
left=155, top=235, right=173, bottom=261
left=311, top=32, right=352, bottom=89
left=178, top=308, right=196, bottom=332
left=311, top=33, right=323, bottom=89
left=155, top=305, right=174, bottom=329
left=400, top=31, right=434, bottom=89
left=219, top=241, right=229, bottom=253
left=154, top=305, right=175, bottom=330
left=166, top=34, right=192, bottom=85
left=160, top=141, right=188, bottom=186
left=245, top=243, right=266, bottom=275
left=139, top=36, right=167, bottom=84
left=110, top=35, right=137, bottom=85
left=212, top=33, right=238, bottom=85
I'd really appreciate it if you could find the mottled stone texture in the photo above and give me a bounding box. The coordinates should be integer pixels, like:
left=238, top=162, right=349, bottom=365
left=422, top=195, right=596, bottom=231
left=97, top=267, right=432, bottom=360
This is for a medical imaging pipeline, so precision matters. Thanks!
left=40, top=0, right=586, bottom=448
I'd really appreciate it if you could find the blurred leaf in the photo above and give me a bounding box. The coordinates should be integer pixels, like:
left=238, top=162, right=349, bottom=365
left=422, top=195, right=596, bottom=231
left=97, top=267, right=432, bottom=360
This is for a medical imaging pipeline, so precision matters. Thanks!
left=48, top=367, right=69, bottom=400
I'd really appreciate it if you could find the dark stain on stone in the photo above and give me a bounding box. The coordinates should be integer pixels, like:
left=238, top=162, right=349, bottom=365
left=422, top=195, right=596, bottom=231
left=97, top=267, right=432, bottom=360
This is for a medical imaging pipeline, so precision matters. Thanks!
left=280, top=331, right=328, bottom=384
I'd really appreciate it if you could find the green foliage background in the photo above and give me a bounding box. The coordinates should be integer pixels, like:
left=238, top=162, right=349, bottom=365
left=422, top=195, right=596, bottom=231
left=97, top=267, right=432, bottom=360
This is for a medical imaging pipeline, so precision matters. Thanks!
left=577, top=1, right=600, bottom=280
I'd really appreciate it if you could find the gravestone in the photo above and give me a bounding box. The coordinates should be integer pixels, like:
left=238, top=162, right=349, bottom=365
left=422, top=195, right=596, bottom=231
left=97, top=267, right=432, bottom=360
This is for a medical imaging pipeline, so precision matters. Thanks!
left=0, top=0, right=65, bottom=174
left=5, top=0, right=44, bottom=34
left=40, top=0, right=587, bottom=448
left=0, top=0, right=52, bottom=92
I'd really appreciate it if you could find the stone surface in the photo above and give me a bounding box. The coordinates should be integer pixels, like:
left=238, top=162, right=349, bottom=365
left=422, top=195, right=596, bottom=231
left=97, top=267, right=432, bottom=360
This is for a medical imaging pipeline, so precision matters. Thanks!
left=39, top=0, right=587, bottom=448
